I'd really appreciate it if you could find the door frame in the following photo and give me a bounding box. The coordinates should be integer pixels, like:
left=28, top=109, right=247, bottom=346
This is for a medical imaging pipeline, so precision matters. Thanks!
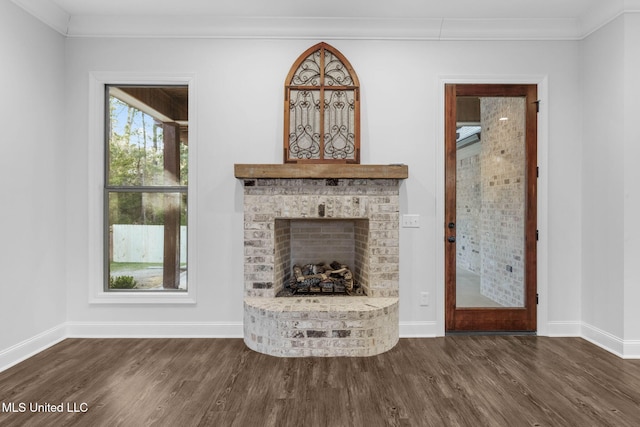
left=444, top=83, right=538, bottom=332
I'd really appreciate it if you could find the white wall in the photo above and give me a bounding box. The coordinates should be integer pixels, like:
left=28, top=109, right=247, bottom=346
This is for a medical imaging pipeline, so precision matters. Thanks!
left=623, top=14, right=640, bottom=346
left=0, top=1, right=67, bottom=368
left=581, top=16, right=626, bottom=347
left=581, top=13, right=640, bottom=356
left=62, top=37, right=583, bottom=336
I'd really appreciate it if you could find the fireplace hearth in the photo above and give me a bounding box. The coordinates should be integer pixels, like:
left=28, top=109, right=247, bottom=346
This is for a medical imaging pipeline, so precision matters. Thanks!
left=236, top=164, right=407, bottom=357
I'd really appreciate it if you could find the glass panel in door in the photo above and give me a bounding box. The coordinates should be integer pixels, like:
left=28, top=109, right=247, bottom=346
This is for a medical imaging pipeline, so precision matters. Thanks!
left=455, top=96, right=526, bottom=308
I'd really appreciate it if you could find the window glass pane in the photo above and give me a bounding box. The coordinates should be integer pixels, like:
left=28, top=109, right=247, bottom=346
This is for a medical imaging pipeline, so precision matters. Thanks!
left=456, top=97, right=526, bottom=307
left=108, top=192, right=187, bottom=291
left=105, top=85, right=188, bottom=293
left=107, top=86, right=188, bottom=187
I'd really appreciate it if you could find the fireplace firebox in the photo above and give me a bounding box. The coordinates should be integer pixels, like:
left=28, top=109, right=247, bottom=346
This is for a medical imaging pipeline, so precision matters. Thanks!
left=275, top=218, right=368, bottom=297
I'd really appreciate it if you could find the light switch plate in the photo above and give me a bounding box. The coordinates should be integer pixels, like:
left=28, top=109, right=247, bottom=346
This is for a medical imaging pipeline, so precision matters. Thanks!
left=402, top=214, right=420, bottom=228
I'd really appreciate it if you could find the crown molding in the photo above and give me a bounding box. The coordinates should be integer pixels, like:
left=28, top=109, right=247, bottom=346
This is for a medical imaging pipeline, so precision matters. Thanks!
left=65, top=15, right=583, bottom=40
left=439, top=18, right=581, bottom=41
left=66, top=16, right=445, bottom=40
left=11, top=0, right=69, bottom=35
left=64, top=15, right=585, bottom=41
left=11, top=0, right=640, bottom=40
left=580, top=0, right=640, bottom=38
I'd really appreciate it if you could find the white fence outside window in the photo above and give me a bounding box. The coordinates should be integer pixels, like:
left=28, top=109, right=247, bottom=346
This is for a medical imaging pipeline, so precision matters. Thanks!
left=112, top=224, right=187, bottom=263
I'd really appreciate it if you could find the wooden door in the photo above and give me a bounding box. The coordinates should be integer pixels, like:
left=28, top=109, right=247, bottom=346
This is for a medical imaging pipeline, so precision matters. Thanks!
left=445, top=84, right=537, bottom=332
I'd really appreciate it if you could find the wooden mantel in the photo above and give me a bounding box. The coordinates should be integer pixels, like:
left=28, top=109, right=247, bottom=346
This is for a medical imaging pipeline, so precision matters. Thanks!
left=234, top=164, right=408, bottom=179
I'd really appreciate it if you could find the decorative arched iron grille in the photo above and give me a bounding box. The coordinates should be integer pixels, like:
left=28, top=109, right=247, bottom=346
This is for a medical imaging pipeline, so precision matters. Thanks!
left=284, top=42, right=360, bottom=163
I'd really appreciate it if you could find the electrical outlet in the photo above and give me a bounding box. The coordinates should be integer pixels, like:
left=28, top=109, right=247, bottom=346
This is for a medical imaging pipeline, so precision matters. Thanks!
left=402, top=214, right=420, bottom=228
left=419, top=292, right=429, bottom=306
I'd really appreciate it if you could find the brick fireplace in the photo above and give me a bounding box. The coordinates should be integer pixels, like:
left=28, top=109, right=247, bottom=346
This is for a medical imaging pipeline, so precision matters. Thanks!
left=235, top=164, right=407, bottom=357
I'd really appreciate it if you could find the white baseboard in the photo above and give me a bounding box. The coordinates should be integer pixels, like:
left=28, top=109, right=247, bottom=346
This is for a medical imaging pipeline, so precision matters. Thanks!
left=581, top=322, right=625, bottom=357
left=65, top=321, right=244, bottom=338
left=3, top=321, right=638, bottom=372
left=546, top=321, right=582, bottom=337
left=551, top=322, right=640, bottom=359
left=623, top=340, right=640, bottom=359
left=0, top=324, right=67, bottom=373
left=400, top=321, right=439, bottom=337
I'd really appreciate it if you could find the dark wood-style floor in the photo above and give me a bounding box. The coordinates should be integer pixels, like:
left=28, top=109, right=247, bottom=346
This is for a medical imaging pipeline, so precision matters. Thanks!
left=1, top=337, right=639, bottom=426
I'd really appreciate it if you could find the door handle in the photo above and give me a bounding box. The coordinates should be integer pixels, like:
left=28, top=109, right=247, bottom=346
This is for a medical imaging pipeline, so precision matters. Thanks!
left=447, top=236, right=456, bottom=243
